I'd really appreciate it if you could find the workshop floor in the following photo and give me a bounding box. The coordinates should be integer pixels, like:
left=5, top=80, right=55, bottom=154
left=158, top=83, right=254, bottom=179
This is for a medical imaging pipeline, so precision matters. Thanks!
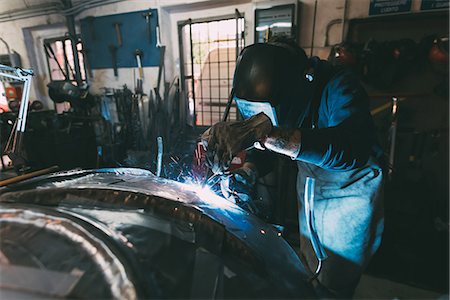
left=354, top=274, right=445, bottom=299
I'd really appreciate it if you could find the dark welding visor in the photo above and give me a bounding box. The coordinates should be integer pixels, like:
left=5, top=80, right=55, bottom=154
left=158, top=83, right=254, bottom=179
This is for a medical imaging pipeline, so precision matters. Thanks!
left=232, top=43, right=308, bottom=107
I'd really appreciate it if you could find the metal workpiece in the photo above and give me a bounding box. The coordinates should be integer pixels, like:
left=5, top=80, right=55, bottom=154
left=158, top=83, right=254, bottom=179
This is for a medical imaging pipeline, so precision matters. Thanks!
left=0, top=206, right=138, bottom=299
left=0, top=168, right=316, bottom=299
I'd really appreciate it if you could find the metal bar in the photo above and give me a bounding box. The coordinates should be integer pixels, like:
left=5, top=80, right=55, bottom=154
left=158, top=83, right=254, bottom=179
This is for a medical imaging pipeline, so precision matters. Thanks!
left=189, top=19, right=196, bottom=127
left=18, top=77, right=30, bottom=131
left=177, top=23, right=186, bottom=91
left=156, top=136, right=163, bottom=177
left=198, top=26, right=204, bottom=126
left=192, top=38, right=238, bottom=45
left=227, top=33, right=230, bottom=119
left=221, top=89, right=234, bottom=122
left=0, top=64, right=19, bottom=72
left=4, top=120, right=17, bottom=155
left=63, top=0, right=82, bottom=85
left=310, top=0, right=318, bottom=57
left=0, top=166, right=59, bottom=187
left=207, top=23, right=213, bottom=126
left=217, top=26, right=221, bottom=125
left=0, top=72, right=23, bottom=81
left=388, top=97, right=399, bottom=179
left=61, top=40, right=70, bottom=79
left=17, top=75, right=31, bottom=132
left=182, top=14, right=236, bottom=26
left=235, top=10, right=239, bottom=60
left=341, top=0, right=348, bottom=42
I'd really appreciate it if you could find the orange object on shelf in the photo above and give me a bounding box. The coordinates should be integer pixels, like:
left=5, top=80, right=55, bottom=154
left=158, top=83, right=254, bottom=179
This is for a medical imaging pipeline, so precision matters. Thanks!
left=5, top=86, right=22, bottom=100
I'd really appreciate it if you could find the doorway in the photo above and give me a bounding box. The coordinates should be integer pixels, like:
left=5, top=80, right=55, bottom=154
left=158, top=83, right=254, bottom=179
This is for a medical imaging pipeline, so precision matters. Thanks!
left=179, top=13, right=245, bottom=127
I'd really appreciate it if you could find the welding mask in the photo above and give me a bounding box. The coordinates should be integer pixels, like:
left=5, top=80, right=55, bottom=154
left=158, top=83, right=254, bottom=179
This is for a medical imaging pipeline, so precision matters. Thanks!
left=232, top=43, right=312, bottom=128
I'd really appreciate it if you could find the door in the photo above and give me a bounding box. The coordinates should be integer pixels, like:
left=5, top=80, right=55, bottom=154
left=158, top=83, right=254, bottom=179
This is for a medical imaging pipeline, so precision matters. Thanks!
left=179, top=13, right=245, bottom=127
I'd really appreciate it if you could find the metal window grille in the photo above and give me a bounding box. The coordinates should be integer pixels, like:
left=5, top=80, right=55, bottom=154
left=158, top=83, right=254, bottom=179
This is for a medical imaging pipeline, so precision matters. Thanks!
left=44, top=37, right=87, bottom=82
left=180, top=14, right=245, bottom=126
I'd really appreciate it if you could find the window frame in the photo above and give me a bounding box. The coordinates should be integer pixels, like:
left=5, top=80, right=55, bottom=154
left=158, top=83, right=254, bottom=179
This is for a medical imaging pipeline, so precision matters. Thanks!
left=43, top=35, right=87, bottom=83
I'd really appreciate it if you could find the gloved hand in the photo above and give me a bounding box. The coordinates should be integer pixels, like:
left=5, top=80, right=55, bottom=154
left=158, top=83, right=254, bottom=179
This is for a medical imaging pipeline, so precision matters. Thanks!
left=201, top=112, right=272, bottom=174
left=220, top=165, right=259, bottom=214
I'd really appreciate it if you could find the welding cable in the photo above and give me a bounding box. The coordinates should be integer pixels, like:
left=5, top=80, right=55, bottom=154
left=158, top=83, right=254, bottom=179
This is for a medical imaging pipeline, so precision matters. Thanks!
left=303, top=177, right=327, bottom=282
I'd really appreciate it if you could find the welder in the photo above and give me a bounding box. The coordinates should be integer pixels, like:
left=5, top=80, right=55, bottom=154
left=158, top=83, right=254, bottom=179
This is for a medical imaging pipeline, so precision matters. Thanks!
left=201, top=41, right=385, bottom=298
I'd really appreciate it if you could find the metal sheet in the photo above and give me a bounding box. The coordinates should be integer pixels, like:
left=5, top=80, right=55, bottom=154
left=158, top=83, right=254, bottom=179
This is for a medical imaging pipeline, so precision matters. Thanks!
left=0, top=167, right=316, bottom=299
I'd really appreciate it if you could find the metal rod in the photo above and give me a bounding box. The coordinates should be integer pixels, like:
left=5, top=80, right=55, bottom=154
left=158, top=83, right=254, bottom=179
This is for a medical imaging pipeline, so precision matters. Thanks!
left=227, top=33, right=231, bottom=119
left=17, top=76, right=30, bottom=132
left=235, top=9, right=240, bottom=60
left=189, top=19, right=196, bottom=126
left=0, top=72, right=22, bottom=81
left=198, top=29, right=204, bottom=126
left=0, top=166, right=59, bottom=187
left=221, top=88, right=234, bottom=122
left=217, top=27, right=221, bottom=125
left=388, top=97, right=398, bottom=179
left=207, top=23, right=213, bottom=125
left=341, top=0, right=348, bottom=42
left=156, top=136, right=163, bottom=177
left=62, top=40, right=71, bottom=79
left=62, top=0, right=82, bottom=85
left=310, top=0, right=318, bottom=57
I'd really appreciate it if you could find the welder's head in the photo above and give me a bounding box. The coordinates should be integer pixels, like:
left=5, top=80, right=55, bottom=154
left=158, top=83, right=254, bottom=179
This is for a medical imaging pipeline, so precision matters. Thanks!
left=233, top=43, right=308, bottom=104
left=232, top=43, right=309, bottom=125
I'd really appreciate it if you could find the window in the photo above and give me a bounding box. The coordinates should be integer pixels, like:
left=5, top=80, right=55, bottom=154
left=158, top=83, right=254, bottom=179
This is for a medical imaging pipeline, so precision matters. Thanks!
left=180, top=16, right=245, bottom=126
left=44, top=36, right=87, bottom=82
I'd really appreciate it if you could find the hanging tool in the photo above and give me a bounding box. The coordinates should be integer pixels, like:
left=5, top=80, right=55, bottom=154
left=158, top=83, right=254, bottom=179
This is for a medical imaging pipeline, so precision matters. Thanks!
left=109, top=45, right=118, bottom=77
left=155, top=46, right=165, bottom=97
left=155, top=14, right=162, bottom=48
left=113, top=22, right=123, bottom=47
left=134, top=49, right=143, bottom=94
left=156, top=25, right=162, bottom=47
left=134, top=49, right=143, bottom=79
left=142, top=11, right=153, bottom=44
left=388, top=96, right=399, bottom=180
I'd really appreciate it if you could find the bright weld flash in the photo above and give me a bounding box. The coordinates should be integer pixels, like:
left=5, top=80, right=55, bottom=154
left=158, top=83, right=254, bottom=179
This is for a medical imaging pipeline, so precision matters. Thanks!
left=181, top=179, right=238, bottom=210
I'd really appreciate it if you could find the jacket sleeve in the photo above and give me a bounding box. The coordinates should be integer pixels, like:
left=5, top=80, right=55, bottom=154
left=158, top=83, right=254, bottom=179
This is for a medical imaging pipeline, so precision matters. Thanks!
left=295, top=70, right=375, bottom=171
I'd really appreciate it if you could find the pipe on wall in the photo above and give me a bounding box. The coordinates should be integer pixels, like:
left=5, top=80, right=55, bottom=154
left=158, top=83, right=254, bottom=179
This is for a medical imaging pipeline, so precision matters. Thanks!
left=309, top=0, right=318, bottom=57
left=341, top=0, right=348, bottom=42
left=324, top=18, right=342, bottom=46
left=0, top=0, right=125, bottom=23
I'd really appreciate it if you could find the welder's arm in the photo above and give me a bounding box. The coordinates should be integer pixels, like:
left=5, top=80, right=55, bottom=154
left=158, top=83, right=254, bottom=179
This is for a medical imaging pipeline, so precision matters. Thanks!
left=262, top=71, right=374, bottom=171
left=262, top=128, right=302, bottom=159
left=262, top=117, right=372, bottom=171
left=291, top=117, right=373, bottom=170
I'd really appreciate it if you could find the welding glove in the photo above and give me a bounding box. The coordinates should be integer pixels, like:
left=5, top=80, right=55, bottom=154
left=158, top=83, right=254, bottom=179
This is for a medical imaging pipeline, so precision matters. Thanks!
left=201, top=112, right=273, bottom=174
left=220, top=165, right=259, bottom=214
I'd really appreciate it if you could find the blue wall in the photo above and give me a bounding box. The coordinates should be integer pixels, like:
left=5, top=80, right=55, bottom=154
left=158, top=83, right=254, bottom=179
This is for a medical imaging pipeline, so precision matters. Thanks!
left=80, top=9, right=160, bottom=69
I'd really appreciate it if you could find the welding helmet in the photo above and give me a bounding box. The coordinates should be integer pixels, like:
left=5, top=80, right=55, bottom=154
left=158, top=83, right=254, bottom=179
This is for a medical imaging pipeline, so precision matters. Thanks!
left=232, top=43, right=311, bottom=127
